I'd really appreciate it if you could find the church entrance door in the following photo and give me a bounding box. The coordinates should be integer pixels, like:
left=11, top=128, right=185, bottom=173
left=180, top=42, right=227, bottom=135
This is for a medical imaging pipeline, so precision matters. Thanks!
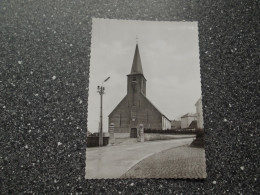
left=130, top=128, right=137, bottom=138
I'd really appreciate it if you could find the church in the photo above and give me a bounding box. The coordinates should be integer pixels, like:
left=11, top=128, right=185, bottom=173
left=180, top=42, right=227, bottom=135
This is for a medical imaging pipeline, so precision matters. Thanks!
left=108, top=43, right=171, bottom=138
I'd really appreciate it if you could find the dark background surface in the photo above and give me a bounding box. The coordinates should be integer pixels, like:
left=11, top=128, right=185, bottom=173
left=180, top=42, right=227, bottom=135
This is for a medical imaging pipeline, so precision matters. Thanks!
left=0, top=0, right=259, bottom=194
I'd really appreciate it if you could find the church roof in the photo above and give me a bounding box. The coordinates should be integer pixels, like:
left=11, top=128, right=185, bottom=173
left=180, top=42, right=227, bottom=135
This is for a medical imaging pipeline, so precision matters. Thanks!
left=140, top=93, right=171, bottom=122
left=130, top=44, right=143, bottom=75
left=108, top=95, right=127, bottom=117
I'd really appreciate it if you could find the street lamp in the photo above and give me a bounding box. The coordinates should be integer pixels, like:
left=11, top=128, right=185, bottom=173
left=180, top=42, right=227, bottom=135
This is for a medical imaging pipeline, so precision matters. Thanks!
left=97, top=76, right=110, bottom=146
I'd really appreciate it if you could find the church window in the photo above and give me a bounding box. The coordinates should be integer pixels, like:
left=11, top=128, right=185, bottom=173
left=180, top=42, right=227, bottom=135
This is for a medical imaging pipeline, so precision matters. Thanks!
left=132, top=77, right=136, bottom=82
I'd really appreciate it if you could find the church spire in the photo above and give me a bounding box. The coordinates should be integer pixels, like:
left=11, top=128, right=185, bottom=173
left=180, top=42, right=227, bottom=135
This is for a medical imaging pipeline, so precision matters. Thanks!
left=130, top=44, right=143, bottom=75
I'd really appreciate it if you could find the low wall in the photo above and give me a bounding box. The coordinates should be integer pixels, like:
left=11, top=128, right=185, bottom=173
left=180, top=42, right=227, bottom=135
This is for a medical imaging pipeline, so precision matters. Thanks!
left=144, top=133, right=195, bottom=141
left=114, top=133, right=130, bottom=138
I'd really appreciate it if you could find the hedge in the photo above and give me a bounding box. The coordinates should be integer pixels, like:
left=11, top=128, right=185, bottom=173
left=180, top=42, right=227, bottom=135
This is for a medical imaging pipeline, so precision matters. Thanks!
left=144, top=128, right=196, bottom=134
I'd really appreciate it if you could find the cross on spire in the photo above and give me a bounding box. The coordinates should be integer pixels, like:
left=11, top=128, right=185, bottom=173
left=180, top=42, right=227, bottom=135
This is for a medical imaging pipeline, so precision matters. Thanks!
left=136, top=35, right=138, bottom=44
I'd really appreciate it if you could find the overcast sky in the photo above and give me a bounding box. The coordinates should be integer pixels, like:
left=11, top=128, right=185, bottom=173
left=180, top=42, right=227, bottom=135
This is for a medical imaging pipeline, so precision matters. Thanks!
left=88, top=18, right=201, bottom=133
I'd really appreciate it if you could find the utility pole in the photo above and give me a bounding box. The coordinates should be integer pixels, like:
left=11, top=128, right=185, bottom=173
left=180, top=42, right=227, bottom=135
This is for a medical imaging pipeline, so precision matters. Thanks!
left=97, top=76, right=110, bottom=147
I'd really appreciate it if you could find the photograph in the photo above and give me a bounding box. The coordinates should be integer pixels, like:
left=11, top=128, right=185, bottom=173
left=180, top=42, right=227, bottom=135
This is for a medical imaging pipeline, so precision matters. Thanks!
left=85, top=18, right=206, bottom=179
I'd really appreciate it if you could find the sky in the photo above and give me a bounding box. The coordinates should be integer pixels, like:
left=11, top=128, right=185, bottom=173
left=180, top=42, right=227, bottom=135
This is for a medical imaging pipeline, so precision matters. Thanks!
left=88, top=18, right=202, bottom=133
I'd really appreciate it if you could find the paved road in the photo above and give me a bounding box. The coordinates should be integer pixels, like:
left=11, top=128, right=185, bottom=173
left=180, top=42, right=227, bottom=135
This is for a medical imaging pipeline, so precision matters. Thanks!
left=121, top=146, right=207, bottom=179
left=85, top=138, right=194, bottom=179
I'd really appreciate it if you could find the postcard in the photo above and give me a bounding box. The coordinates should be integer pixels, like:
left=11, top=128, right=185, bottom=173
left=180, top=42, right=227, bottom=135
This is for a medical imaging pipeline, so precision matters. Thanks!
left=86, top=18, right=206, bottom=179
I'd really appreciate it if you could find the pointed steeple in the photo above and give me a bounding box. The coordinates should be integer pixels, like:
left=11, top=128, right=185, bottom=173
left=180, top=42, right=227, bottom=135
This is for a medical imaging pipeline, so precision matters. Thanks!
left=130, top=44, right=143, bottom=75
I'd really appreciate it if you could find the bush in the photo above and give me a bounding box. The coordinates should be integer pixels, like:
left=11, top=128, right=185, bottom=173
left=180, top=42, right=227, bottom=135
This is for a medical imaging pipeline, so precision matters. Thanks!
left=87, top=137, right=109, bottom=147
left=144, top=128, right=196, bottom=134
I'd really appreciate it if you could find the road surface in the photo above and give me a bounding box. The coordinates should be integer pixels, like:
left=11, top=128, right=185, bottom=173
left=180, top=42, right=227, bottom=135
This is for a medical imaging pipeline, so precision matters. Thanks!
left=85, top=137, right=194, bottom=179
left=121, top=145, right=206, bottom=178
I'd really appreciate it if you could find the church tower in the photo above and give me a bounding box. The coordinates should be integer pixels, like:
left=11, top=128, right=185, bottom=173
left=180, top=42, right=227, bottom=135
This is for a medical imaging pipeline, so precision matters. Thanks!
left=126, top=44, right=147, bottom=130
left=127, top=44, right=146, bottom=98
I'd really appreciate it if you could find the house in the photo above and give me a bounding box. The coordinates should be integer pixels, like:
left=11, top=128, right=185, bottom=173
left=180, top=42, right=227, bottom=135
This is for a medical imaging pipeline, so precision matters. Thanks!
left=180, top=113, right=197, bottom=129
left=171, top=120, right=181, bottom=129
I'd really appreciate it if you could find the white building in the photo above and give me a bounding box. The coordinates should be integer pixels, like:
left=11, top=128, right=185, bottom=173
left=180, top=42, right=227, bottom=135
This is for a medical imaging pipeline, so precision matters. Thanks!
left=162, top=115, right=172, bottom=130
left=181, top=113, right=197, bottom=129
left=195, top=96, right=204, bottom=129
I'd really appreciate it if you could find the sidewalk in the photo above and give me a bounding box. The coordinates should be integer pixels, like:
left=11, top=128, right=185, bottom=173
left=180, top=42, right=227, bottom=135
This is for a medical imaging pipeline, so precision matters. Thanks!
left=85, top=138, right=194, bottom=179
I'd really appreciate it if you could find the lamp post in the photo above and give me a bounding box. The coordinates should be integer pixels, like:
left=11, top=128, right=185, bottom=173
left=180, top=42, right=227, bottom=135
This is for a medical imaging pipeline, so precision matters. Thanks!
left=97, top=77, right=110, bottom=147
